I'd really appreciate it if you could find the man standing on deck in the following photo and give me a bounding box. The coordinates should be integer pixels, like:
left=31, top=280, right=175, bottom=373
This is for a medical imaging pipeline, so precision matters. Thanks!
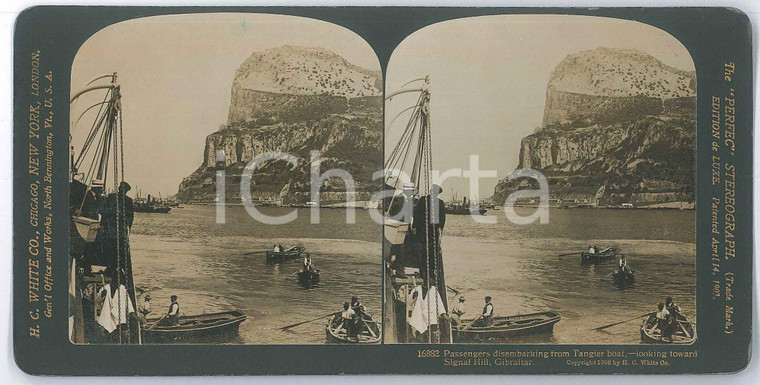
left=96, top=181, right=134, bottom=271
left=166, top=295, right=180, bottom=326
left=482, top=296, right=494, bottom=327
left=413, top=184, right=446, bottom=290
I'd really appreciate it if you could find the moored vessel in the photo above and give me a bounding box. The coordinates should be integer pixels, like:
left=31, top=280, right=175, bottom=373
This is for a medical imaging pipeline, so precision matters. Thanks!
left=325, top=313, right=381, bottom=344
left=640, top=313, right=695, bottom=344
left=453, top=312, right=561, bottom=342
left=143, top=311, right=247, bottom=342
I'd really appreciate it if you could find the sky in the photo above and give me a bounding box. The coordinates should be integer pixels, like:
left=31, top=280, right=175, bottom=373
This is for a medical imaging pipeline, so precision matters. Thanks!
left=385, top=14, right=695, bottom=202
left=70, top=13, right=380, bottom=196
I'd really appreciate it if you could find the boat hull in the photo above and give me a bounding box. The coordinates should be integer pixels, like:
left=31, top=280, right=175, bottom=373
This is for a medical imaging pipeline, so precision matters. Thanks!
left=143, top=311, right=246, bottom=342
left=266, top=247, right=304, bottom=263
left=134, top=206, right=171, bottom=213
left=581, top=248, right=620, bottom=264
left=453, top=312, right=561, bottom=342
left=612, top=270, right=635, bottom=286
left=446, top=208, right=487, bottom=215
left=640, top=314, right=695, bottom=344
left=298, top=270, right=320, bottom=287
left=325, top=314, right=381, bottom=344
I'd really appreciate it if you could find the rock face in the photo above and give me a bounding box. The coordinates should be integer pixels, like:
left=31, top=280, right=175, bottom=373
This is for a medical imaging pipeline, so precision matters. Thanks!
left=494, top=48, right=696, bottom=206
left=178, top=46, right=382, bottom=203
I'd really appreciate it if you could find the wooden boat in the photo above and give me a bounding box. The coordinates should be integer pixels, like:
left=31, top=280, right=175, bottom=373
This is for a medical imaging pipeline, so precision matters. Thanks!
left=453, top=311, right=561, bottom=342
left=612, top=269, right=635, bottom=285
left=266, top=247, right=304, bottom=263
left=143, top=310, right=246, bottom=342
left=298, top=269, right=320, bottom=287
left=640, top=313, right=695, bottom=344
left=581, top=247, right=620, bottom=264
left=325, top=313, right=381, bottom=344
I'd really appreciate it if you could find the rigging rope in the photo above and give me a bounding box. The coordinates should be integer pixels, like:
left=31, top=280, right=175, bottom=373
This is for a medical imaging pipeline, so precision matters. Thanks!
left=111, top=108, right=122, bottom=344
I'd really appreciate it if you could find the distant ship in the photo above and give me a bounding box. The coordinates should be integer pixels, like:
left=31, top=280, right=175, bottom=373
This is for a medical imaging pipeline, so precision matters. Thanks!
left=445, top=196, right=487, bottom=215
left=134, top=193, right=171, bottom=213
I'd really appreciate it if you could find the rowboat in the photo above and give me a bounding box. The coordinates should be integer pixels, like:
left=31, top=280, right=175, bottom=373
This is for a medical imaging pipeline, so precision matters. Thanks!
left=298, top=269, right=320, bottom=287
left=266, top=247, right=304, bottom=263
left=325, top=313, right=381, bottom=344
left=612, top=269, right=635, bottom=286
left=143, top=310, right=246, bottom=342
left=581, top=247, right=620, bottom=264
left=453, top=311, right=561, bottom=342
left=640, top=313, right=695, bottom=344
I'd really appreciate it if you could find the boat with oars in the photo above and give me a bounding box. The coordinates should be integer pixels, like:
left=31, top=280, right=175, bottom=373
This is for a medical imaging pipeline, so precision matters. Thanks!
left=325, top=313, right=381, bottom=344
left=297, top=269, right=320, bottom=287
left=612, top=269, right=635, bottom=286
left=453, top=312, right=561, bottom=342
left=640, top=313, right=695, bottom=344
left=581, top=247, right=620, bottom=264
left=266, top=246, right=305, bottom=263
left=143, top=311, right=247, bottom=342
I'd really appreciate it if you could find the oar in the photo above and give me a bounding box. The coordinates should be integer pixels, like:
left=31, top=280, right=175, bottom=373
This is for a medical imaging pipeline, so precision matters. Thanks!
left=462, top=316, right=482, bottom=331
left=281, top=312, right=338, bottom=330
left=594, top=312, right=653, bottom=331
left=446, top=286, right=461, bottom=295
left=243, top=250, right=270, bottom=256
left=558, top=252, right=579, bottom=257
left=599, top=271, right=617, bottom=281
left=363, top=318, right=378, bottom=338
left=146, top=315, right=166, bottom=331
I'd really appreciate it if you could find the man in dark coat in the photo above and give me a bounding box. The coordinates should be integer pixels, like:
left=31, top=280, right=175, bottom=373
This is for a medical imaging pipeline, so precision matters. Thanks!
left=412, top=184, right=446, bottom=288
left=96, top=181, right=134, bottom=270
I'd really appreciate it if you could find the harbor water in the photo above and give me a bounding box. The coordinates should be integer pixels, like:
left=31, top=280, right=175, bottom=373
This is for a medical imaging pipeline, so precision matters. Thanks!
left=130, top=205, right=382, bottom=344
left=441, top=207, right=696, bottom=344
left=130, top=205, right=694, bottom=345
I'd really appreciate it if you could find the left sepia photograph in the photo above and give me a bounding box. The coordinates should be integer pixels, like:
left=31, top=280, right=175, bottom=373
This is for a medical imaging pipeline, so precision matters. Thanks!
left=68, top=13, right=383, bottom=345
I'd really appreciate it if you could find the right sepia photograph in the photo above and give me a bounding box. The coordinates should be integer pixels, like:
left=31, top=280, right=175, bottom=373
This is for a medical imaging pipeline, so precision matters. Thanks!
left=382, top=15, right=696, bottom=345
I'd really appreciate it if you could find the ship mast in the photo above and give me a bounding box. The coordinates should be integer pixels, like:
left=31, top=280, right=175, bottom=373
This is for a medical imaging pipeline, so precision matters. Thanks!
left=385, top=76, right=450, bottom=343
left=69, top=73, right=140, bottom=344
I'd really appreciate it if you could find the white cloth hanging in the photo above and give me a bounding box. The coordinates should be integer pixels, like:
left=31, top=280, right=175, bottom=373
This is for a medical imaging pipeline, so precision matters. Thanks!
left=68, top=260, right=76, bottom=340
left=97, top=284, right=135, bottom=333
left=409, top=286, right=447, bottom=334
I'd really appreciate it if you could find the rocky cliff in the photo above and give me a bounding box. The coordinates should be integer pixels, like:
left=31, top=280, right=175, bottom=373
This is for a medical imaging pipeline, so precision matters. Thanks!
left=178, top=46, right=382, bottom=203
left=494, top=48, right=696, bottom=207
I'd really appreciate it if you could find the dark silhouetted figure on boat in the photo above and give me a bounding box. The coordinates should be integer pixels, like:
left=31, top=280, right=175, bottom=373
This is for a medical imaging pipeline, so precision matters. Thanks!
left=349, top=296, right=366, bottom=340
left=665, top=296, right=680, bottom=316
left=617, top=254, right=631, bottom=273
left=166, top=295, right=180, bottom=326
left=96, top=181, right=134, bottom=271
left=412, top=184, right=446, bottom=291
left=387, top=254, right=407, bottom=278
left=481, top=296, right=494, bottom=327
left=70, top=178, right=107, bottom=274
